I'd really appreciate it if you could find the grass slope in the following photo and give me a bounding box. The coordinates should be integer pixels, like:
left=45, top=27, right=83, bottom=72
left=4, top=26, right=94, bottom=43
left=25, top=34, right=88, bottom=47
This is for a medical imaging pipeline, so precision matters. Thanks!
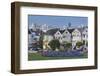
left=28, top=52, right=88, bottom=61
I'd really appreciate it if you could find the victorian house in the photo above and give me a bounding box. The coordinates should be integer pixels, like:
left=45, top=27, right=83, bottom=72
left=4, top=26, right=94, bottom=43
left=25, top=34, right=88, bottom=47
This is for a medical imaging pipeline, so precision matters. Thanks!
left=29, top=23, right=88, bottom=50
left=71, top=29, right=82, bottom=49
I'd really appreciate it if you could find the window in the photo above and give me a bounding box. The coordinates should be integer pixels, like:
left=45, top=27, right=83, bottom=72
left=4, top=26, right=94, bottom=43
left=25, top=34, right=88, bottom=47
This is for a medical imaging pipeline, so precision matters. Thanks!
left=33, top=38, right=37, bottom=41
left=83, top=34, right=85, bottom=37
left=63, top=36, right=66, bottom=38
left=58, top=37, right=60, bottom=39
left=57, top=32, right=60, bottom=35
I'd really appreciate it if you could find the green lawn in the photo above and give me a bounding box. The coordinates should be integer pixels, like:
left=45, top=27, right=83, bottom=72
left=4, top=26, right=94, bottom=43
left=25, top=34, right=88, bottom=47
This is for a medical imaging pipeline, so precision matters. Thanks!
left=28, top=52, right=88, bottom=61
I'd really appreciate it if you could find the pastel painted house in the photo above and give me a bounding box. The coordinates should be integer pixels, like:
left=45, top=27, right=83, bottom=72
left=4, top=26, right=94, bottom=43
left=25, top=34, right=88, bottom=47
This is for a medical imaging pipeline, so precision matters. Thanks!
left=82, top=27, right=88, bottom=43
left=29, top=25, right=88, bottom=50
left=54, top=30, right=63, bottom=43
left=71, top=28, right=82, bottom=48
left=43, top=28, right=74, bottom=49
left=54, top=29, right=75, bottom=44
left=62, top=29, right=71, bottom=43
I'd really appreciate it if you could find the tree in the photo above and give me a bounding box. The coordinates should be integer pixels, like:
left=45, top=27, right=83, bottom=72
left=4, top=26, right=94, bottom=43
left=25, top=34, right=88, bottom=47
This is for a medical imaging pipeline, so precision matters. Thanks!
left=63, top=42, right=72, bottom=51
left=48, top=39, right=60, bottom=50
left=76, top=41, right=83, bottom=48
left=83, top=40, right=88, bottom=46
left=86, top=41, right=88, bottom=46
left=83, top=40, right=85, bottom=45
left=66, top=42, right=72, bottom=50
left=39, top=34, right=44, bottom=49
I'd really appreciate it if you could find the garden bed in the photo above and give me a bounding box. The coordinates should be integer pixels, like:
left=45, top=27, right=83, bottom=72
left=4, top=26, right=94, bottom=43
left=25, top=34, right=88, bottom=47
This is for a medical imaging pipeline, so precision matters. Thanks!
left=28, top=50, right=88, bottom=60
left=40, top=50, right=84, bottom=57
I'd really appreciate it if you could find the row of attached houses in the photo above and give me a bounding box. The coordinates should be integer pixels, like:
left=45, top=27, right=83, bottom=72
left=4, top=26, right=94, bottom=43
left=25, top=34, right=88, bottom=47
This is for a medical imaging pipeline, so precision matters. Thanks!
left=28, top=26, right=88, bottom=50
left=43, top=27, right=88, bottom=49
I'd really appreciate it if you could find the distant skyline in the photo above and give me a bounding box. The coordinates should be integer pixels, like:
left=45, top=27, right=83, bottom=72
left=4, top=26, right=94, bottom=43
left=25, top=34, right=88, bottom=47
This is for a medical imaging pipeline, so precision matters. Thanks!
left=28, top=15, right=88, bottom=29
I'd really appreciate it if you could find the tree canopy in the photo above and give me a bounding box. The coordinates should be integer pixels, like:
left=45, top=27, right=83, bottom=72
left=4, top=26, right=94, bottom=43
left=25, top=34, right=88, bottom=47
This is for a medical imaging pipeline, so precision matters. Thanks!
left=48, top=39, right=60, bottom=50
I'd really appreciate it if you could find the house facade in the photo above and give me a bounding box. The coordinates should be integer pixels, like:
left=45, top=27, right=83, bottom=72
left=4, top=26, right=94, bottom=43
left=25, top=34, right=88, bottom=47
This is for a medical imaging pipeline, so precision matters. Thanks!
left=28, top=24, right=88, bottom=51
left=72, top=29, right=82, bottom=48
left=82, top=27, right=88, bottom=42
left=42, top=28, right=87, bottom=50
left=62, top=30, right=71, bottom=43
left=54, top=30, right=63, bottom=43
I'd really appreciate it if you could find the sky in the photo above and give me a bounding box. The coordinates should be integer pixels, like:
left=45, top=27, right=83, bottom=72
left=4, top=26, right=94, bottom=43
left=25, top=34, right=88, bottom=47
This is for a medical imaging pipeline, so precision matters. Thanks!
left=28, top=15, right=88, bottom=29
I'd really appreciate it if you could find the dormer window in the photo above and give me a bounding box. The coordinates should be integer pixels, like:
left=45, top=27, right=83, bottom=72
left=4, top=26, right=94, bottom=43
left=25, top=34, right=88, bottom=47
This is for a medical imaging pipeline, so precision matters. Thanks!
left=66, top=31, right=68, bottom=33
left=57, top=33, right=59, bottom=35
left=63, top=36, right=66, bottom=38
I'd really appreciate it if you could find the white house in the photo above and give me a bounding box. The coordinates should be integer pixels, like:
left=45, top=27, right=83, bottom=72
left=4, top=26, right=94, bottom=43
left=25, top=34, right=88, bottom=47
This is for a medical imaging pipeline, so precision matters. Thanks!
left=82, top=27, right=88, bottom=47
left=82, top=27, right=88, bottom=42
left=62, top=29, right=71, bottom=43
left=28, top=23, right=88, bottom=52
left=50, top=29, right=74, bottom=44
left=72, top=29, right=82, bottom=48
left=44, top=27, right=88, bottom=50
left=54, top=30, right=63, bottom=43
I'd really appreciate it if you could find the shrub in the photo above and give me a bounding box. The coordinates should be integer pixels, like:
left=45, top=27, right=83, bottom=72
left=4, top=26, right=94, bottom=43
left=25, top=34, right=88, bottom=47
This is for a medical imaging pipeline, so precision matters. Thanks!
left=83, top=40, right=85, bottom=45
left=76, top=41, right=83, bottom=48
left=39, top=35, right=44, bottom=49
left=86, top=41, right=88, bottom=46
left=41, top=51, right=82, bottom=57
left=48, top=39, right=60, bottom=50
left=66, top=42, right=72, bottom=49
left=62, top=42, right=72, bottom=51
left=83, top=40, right=88, bottom=46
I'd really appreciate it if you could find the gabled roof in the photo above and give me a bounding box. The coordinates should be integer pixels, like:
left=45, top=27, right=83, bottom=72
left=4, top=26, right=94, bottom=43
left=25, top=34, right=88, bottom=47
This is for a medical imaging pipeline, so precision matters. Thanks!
left=29, top=26, right=88, bottom=36
left=76, top=26, right=88, bottom=33
left=47, top=28, right=75, bottom=35
left=46, top=28, right=59, bottom=35
left=59, top=30, right=65, bottom=34
left=67, top=29, right=74, bottom=33
left=77, top=28, right=84, bottom=33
